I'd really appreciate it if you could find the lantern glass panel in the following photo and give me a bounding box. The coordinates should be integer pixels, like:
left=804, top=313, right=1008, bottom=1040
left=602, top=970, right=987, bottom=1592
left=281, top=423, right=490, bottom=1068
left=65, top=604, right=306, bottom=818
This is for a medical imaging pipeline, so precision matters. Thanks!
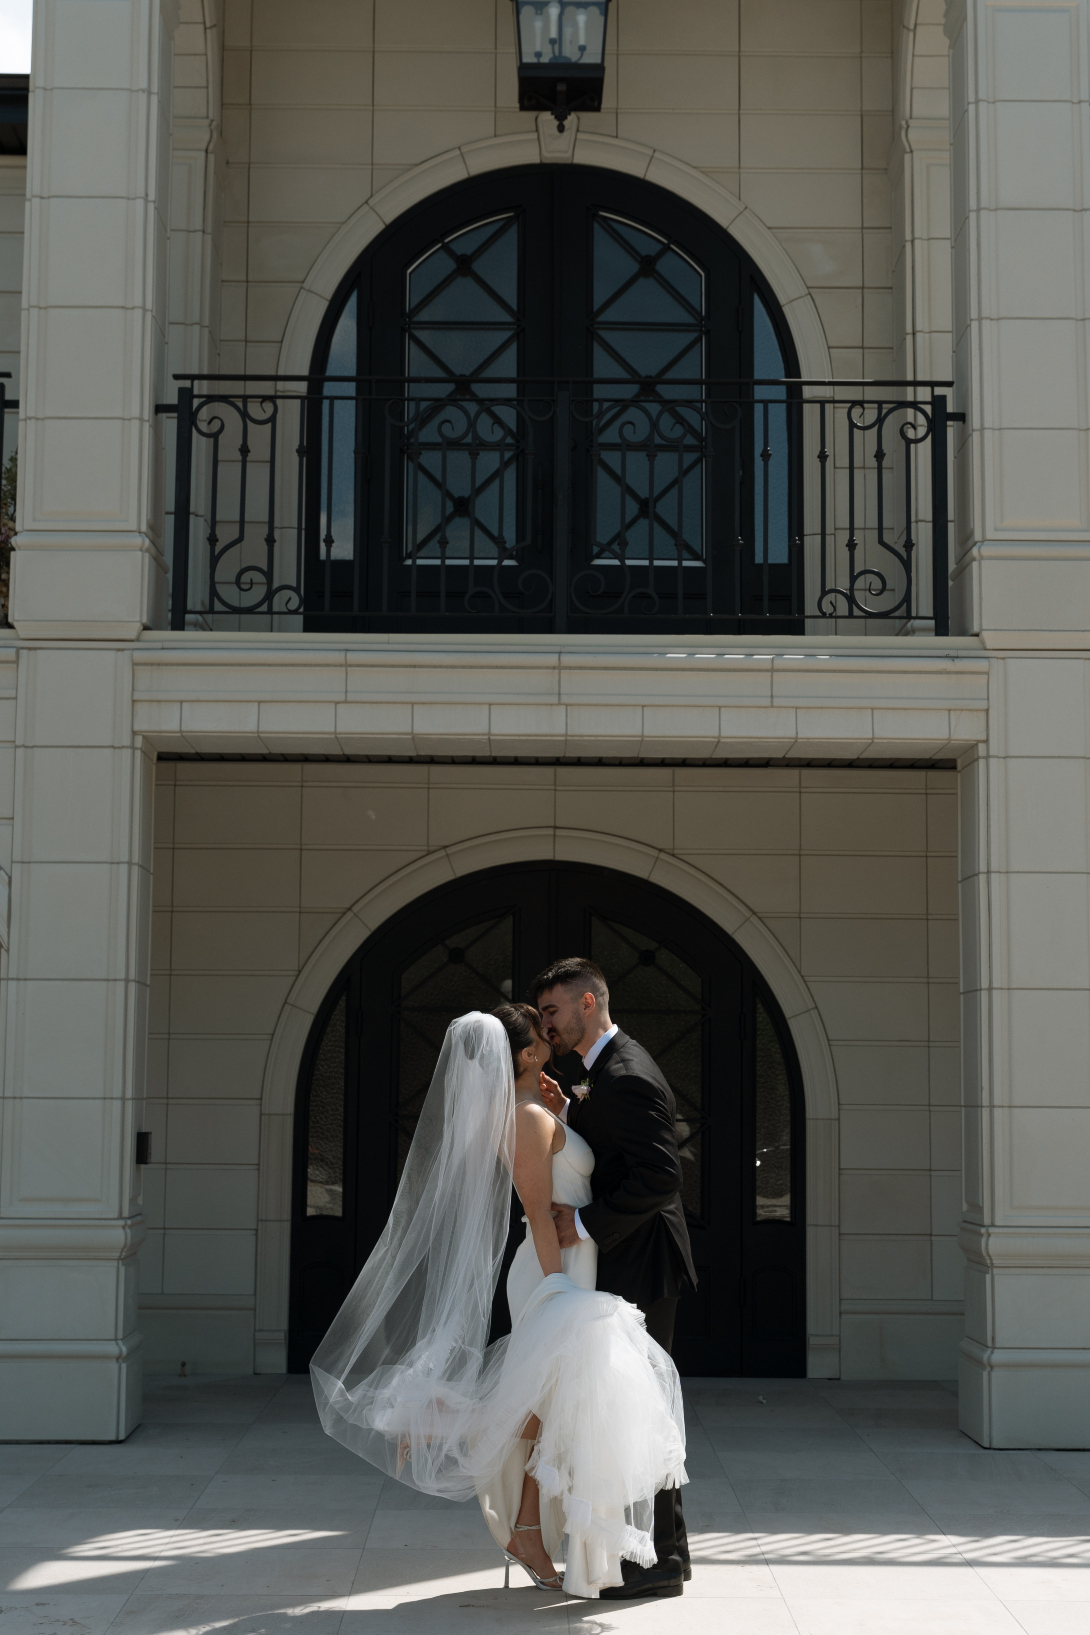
left=515, top=1, right=607, bottom=68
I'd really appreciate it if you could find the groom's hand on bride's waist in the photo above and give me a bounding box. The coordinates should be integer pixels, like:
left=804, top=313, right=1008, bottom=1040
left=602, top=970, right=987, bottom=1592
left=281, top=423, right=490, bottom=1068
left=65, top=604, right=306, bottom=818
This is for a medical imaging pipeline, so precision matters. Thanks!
left=551, top=1203, right=581, bottom=1248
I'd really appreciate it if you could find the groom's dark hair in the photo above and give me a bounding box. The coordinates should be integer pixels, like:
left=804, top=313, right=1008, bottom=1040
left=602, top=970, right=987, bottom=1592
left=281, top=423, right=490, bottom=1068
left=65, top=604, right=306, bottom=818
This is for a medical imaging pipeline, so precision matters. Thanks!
left=529, top=957, right=610, bottom=1010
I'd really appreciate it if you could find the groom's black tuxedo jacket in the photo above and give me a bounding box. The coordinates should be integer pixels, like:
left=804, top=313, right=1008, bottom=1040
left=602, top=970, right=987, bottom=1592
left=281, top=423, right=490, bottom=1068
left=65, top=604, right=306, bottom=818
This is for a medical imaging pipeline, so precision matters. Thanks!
left=567, top=1029, right=697, bottom=1307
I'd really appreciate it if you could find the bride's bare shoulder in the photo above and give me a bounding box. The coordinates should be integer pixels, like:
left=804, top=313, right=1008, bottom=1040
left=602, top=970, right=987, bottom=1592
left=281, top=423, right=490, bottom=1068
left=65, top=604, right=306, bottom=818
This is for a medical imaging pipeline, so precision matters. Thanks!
left=514, top=1098, right=564, bottom=1152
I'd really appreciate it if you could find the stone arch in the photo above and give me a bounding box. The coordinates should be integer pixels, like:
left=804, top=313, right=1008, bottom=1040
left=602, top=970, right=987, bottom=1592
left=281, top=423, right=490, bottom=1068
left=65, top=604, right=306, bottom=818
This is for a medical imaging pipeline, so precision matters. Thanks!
left=254, top=831, right=840, bottom=1377
left=276, top=131, right=832, bottom=381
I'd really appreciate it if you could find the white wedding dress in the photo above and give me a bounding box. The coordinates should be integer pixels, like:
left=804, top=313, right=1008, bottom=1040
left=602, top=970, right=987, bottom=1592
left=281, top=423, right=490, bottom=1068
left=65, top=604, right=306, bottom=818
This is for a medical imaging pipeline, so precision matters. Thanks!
left=476, top=1118, right=603, bottom=1590
left=310, top=1014, right=686, bottom=1602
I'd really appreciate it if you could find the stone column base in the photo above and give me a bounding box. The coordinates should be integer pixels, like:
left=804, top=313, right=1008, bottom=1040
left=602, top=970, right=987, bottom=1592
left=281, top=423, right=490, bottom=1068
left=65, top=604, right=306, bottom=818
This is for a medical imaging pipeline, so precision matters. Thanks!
left=960, top=1338, right=1090, bottom=1449
left=0, top=1333, right=142, bottom=1441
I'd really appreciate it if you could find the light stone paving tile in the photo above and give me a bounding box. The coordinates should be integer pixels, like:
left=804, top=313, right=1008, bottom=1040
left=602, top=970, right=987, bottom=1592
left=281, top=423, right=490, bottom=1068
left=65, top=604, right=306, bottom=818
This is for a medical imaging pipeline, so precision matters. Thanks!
left=680, top=1560, right=783, bottom=1598
left=931, top=1520, right=1090, bottom=1560
left=973, top=1565, right=1090, bottom=1599
left=0, top=1511, right=189, bottom=1549
left=735, top=1482, right=929, bottom=1521
left=0, top=1543, right=159, bottom=1596
left=7, top=1475, right=211, bottom=1515
left=769, top=1563, right=1000, bottom=1600
left=785, top=1599, right=1028, bottom=1634
left=0, top=1592, right=129, bottom=1634
left=0, top=1447, right=69, bottom=1473
left=340, top=1591, right=569, bottom=1630
left=747, top=1524, right=962, bottom=1561
left=140, top=1400, right=283, bottom=1427
left=144, top=1545, right=361, bottom=1596
left=677, top=1438, right=728, bottom=1480
left=364, top=1505, right=498, bottom=1550
left=878, top=1450, right=1068, bottom=1483
left=165, top=1509, right=374, bottom=1553
left=579, top=1599, right=798, bottom=1632
left=859, top=1427, right=983, bottom=1452
left=350, top=1549, right=507, bottom=1597
left=0, top=1475, right=52, bottom=1507
left=1039, top=1450, right=1090, bottom=1485
left=216, top=1446, right=379, bottom=1475
left=113, top=1423, right=247, bottom=1450
left=693, top=1400, right=846, bottom=1431
left=232, top=1421, right=345, bottom=1449
left=692, top=1425, right=864, bottom=1453
left=905, top=1480, right=1090, bottom=1515
left=672, top=1477, right=745, bottom=1525
left=104, top=1594, right=347, bottom=1635
left=716, top=1449, right=891, bottom=1481
left=51, top=1445, right=232, bottom=1476
left=193, top=1473, right=383, bottom=1513
left=1001, top=1607, right=1090, bottom=1635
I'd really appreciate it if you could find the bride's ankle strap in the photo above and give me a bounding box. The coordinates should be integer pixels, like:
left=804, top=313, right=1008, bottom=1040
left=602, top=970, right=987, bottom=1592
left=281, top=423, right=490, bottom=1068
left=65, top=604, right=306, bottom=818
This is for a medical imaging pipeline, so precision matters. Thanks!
left=512, top=1522, right=541, bottom=1532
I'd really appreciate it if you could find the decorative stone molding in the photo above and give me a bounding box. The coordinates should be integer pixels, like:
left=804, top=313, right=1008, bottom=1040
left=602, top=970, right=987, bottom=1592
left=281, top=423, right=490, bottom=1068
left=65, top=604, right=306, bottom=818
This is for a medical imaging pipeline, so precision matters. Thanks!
left=277, top=134, right=833, bottom=382
left=537, top=111, right=577, bottom=162
left=255, top=829, right=840, bottom=1375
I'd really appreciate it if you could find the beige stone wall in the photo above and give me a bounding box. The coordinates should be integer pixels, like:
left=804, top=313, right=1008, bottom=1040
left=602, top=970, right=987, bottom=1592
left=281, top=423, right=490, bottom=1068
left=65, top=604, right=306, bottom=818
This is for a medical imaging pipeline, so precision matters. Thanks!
left=0, top=157, right=25, bottom=449
left=144, top=755, right=961, bottom=1377
left=207, top=0, right=898, bottom=380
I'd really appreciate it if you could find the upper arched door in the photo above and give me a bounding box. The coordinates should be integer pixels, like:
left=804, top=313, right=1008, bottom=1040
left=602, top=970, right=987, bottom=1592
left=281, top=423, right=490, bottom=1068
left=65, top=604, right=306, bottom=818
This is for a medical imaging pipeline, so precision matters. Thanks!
left=305, top=167, right=801, bottom=632
left=290, top=863, right=807, bottom=1378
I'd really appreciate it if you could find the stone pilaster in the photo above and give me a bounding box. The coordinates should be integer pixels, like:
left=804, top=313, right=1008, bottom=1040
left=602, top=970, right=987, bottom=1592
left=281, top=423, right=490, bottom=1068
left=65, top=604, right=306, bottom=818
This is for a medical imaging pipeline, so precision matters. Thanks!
left=11, top=0, right=178, bottom=638
left=946, top=0, right=1090, bottom=637
left=0, top=648, right=153, bottom=1438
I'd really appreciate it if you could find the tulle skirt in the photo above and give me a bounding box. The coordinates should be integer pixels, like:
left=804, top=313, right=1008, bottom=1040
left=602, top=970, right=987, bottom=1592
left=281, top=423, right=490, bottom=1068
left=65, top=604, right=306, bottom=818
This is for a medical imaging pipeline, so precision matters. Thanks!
left=472, top=1272, right=687, bottom=1598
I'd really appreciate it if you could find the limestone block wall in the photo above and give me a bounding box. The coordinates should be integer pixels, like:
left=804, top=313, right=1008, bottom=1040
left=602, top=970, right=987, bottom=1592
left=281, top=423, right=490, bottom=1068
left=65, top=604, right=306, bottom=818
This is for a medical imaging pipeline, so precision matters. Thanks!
left=144, top=756, right=961, bottom=1378
left=0, top=156, right=24, bottom=449
left=215, top=0, right=899, bottom=379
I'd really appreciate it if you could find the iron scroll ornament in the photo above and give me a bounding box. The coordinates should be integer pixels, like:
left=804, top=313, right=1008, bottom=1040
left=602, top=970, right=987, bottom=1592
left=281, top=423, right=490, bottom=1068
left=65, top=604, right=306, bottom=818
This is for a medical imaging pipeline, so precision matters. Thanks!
left=569, top=393, right=744, bottom=619
left=193, top=392, right=304, bottom=618
left=379, top=393, right=554, bottom=619
left=815, top=397, right=933, bottom=622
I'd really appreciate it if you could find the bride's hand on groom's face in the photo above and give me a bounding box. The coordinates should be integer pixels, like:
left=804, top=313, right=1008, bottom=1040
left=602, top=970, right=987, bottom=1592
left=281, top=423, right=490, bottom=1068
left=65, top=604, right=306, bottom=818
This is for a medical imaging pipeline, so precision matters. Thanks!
left=538, top=1072, right=567, bottom=1116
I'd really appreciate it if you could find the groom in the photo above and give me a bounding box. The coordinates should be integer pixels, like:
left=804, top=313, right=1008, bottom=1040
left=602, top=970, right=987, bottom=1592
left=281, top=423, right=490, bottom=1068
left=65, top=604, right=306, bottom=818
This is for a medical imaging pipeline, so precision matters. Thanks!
left=531, top=956, right=696, bottom=1600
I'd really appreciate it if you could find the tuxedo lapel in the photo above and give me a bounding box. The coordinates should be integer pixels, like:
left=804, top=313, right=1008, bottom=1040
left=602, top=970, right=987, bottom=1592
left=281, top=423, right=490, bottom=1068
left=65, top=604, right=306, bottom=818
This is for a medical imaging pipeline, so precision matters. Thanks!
left=588, top=1029, right=628, bottom=1087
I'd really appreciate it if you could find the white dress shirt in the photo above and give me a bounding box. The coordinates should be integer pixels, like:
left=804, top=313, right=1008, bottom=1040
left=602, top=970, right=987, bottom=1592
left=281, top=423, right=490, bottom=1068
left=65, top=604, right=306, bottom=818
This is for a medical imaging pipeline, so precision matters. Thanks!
left=563, top=1024, right=617, bottom=1242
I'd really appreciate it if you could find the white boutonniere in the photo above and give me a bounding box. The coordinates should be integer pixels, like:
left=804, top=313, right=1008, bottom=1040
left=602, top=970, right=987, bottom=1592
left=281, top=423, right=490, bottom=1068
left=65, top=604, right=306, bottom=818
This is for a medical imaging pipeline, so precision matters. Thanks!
left=573, top=1079, right=592, bottom=1100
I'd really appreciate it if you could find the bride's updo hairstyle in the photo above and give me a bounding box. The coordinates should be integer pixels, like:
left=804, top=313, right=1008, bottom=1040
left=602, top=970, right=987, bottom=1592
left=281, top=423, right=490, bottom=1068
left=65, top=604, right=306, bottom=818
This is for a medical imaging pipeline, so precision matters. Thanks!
left=492, top=1002, right=544, bottom=1074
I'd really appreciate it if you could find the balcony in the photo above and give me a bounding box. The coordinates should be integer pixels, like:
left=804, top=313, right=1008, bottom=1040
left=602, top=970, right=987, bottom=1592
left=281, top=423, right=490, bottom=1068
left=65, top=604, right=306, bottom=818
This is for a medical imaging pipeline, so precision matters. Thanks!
left=161, top=376, right=959, bottom=637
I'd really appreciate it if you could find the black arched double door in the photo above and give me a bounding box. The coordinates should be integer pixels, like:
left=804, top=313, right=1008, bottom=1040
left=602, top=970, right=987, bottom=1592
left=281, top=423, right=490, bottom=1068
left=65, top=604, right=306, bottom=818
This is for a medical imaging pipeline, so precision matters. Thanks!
left=289, top=864, right=806, bottom=1376
left=307, top=165, right=802, bottom=631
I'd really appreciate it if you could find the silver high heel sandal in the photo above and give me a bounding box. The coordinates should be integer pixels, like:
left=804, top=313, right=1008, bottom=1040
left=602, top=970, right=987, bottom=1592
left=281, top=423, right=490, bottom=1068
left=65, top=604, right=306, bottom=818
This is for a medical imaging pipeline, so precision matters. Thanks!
left=502, top=1523, right=564, bottom=1590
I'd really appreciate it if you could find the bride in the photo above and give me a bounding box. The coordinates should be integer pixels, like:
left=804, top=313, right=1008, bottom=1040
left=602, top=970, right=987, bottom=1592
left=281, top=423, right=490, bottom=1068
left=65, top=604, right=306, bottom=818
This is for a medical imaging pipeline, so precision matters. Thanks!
left=310, top=1005, right=687, bottom=1599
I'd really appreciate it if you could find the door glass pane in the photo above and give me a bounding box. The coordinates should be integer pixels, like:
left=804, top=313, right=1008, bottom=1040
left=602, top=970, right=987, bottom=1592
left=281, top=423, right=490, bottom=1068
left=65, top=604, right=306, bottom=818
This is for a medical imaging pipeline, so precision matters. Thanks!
left=754, top=996, right=792, bottom=1221
left=403, top=216, right=520, bottom=566
left=590, top=214, right=706, bottom=571
left=319, top=291, right=357, bottom=562
left=753, top=294, right=790, bottom=565
left=306, top=992, right=347, bottom=1217
left=590, top=914, right=707, bottom=1222
left=396, top=914, right=514, bottom=1178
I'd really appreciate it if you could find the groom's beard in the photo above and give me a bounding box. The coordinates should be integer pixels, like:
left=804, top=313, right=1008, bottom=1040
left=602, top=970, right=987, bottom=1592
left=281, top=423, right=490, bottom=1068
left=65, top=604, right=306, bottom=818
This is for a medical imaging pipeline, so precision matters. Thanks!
left=545, top=1023, right=585, bottom=1059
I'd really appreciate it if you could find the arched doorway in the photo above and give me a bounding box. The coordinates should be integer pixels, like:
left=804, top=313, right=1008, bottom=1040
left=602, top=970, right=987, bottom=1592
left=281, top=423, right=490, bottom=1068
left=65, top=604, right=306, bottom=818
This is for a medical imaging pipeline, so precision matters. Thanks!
left=304, top=164, right=802, bottom=632
left=289, top=863, right=806, bottom=1377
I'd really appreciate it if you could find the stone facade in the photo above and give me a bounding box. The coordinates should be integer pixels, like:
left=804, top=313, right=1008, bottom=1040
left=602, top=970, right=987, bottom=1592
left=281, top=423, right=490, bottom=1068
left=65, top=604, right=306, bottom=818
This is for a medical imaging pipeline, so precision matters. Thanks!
left=145, top=756, right=960, bottom=1380
left=0, top=0, right=1088, bottom=1452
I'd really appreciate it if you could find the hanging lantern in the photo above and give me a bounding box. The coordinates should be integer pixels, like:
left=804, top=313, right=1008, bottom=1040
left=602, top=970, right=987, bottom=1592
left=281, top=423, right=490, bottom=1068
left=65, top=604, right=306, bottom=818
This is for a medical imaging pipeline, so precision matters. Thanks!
left=512, top=1, right=610, bottom=131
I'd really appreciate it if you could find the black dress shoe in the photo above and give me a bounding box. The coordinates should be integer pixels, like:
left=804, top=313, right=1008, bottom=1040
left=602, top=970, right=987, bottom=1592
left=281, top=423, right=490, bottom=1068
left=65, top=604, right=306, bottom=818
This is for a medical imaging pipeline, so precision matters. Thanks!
left=599, top=1567, right=683, bottom=1599
left=683, top=1563, right=692, bottom=1581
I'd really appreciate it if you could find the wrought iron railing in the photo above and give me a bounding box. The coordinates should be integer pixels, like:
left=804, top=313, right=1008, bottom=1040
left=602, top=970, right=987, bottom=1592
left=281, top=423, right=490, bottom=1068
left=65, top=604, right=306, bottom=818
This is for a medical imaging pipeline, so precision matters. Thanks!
left=159, top=376, right=959, bottom=635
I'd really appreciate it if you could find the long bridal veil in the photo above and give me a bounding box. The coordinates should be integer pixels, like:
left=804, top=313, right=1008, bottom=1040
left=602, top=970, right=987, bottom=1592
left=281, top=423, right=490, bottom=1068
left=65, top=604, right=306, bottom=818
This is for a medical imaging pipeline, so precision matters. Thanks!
left=310, top=1011, right=516, bottom=1494
left=311, top=1010, right=687, bottom=1589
